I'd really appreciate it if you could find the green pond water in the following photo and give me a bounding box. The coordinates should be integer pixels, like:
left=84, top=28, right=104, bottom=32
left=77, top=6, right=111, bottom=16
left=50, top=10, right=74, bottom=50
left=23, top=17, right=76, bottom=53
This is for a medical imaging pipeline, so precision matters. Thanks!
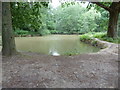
left=15, top=35, right=100, bottom=56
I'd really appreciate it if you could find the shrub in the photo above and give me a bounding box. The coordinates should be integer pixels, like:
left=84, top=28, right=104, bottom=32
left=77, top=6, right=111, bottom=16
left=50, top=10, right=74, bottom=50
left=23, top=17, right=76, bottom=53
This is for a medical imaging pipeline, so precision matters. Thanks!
left=14, top=29, right=29, bottom=36
left=80, top=32, right=120, bottom=44
left=50, top=30, right=58, bottom=34
left=39, top=29, right=51, bottom=36
left=80, top=34, right=92, bottom=41
left=93, top=32, right=107, bottom=38
left=93, top=32, right=120, bottom=43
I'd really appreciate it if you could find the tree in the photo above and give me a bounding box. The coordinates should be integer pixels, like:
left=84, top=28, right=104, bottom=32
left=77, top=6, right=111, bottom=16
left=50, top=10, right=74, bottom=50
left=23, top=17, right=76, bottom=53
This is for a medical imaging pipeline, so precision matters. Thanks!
left=0, top=2, right=1, bottom=35
left=92, top=2, right=120, bottom=37
left=54, top=3, right=100, bottom=34
left=11, top=2, right=49, bottom=36
left=2, top=2, right=16, bottom=56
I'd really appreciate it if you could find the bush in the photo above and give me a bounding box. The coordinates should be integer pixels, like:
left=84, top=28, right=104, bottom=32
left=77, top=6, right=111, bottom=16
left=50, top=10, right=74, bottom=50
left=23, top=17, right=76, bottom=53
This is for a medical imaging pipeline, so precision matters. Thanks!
left=39, top=29, right=51, bottom=36
left=14, top=29, right=29, bottom=36
left=80, top=32, right=120, bottom=44
left=93, top=32, right=120, bottom=43
left=50, top=30, right=58, bottom=34
left=80, top=34, right=92, bottom=41
left=55, top=3, right=101, bottom=34
left=101, top=37, right=120, bottom=43
left=93, top=32, right=107, bottom=38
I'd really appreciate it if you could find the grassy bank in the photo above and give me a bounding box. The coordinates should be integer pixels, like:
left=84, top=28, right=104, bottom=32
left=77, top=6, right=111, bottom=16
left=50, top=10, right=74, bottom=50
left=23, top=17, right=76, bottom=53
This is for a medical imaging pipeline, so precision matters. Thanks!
left=14, top=29, right=83, bottom=37
left=80, top=32, right=120, bottom=44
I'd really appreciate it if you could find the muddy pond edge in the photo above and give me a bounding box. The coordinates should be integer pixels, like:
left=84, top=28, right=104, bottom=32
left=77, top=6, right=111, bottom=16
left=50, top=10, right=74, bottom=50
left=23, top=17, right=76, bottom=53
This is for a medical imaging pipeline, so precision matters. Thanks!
left=80, top=38, right=119, bottom=55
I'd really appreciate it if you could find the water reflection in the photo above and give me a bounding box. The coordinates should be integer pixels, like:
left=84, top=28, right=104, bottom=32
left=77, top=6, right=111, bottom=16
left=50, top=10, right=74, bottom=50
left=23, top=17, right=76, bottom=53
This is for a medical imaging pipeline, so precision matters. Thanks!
left=15, top=35, right=100, bottom=55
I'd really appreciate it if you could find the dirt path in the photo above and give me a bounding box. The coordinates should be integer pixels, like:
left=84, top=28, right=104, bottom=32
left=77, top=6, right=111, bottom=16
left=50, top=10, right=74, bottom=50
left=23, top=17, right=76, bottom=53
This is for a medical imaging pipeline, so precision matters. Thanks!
left=2, top=39, right=119, bottom=88
left=2, top=48, right=118, bottom=88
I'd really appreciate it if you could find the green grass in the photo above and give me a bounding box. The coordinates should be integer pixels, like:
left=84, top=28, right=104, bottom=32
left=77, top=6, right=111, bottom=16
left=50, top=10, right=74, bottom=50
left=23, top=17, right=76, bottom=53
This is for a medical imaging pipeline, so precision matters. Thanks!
left=80, top=32, right=120, bottom=44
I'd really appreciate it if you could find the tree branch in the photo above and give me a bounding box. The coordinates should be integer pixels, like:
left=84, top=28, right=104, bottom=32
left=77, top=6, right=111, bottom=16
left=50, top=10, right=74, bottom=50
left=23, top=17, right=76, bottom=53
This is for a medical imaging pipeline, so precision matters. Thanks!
left=92, top=2, right=112, bottom=12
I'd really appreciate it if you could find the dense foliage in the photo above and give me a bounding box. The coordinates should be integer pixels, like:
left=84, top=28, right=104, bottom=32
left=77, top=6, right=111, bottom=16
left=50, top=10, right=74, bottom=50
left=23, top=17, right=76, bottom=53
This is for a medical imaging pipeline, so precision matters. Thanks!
left=80, top=32, right=120, bottom=44
left=11, top=2, right=50, bottom=36
left=11, top=2, right=117, bottom=37
left=54, top=3, right=101, bottom=34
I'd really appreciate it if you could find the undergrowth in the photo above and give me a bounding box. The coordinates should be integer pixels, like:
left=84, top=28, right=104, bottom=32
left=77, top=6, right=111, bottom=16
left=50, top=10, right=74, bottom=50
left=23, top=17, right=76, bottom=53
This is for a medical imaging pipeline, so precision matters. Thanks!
left=80, top=32, right=120, bottom=44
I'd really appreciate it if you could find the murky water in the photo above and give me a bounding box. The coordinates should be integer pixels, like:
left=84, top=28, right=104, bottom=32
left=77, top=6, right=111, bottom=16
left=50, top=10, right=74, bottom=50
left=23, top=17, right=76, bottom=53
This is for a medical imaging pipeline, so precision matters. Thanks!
left=15, top=35, right=100, bottom=56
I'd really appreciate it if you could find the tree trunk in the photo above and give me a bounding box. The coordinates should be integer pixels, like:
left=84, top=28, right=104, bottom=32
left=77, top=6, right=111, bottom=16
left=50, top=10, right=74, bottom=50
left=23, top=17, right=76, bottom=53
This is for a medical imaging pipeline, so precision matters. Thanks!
left=107, top=10, right=119, bottom=38
left=0, top=2, right=1, bottom=34
left=2, top=2, right=16, bottom=56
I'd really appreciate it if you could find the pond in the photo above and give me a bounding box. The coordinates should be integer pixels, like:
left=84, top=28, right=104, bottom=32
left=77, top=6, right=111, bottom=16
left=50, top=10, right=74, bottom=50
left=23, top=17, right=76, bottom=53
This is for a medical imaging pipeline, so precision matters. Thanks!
left=15, top=35, right=100, bottom=56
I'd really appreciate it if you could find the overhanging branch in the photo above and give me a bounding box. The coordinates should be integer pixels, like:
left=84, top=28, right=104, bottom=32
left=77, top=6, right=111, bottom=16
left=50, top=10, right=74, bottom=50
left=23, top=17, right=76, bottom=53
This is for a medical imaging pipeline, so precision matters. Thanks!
left=92, top=2, right=112, bottom=12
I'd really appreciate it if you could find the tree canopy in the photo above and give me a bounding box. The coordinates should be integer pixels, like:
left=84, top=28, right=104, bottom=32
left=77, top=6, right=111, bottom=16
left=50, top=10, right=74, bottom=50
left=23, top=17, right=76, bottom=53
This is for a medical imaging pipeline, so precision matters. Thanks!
left=11, top=2, right=113, bottom=35
left=2, top=1, right=120, bottom=56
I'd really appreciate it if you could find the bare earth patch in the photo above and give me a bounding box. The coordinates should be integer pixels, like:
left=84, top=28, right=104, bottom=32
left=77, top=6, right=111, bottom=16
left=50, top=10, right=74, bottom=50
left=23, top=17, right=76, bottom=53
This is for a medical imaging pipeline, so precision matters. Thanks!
left=2, top=40, right=119, bottom=88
